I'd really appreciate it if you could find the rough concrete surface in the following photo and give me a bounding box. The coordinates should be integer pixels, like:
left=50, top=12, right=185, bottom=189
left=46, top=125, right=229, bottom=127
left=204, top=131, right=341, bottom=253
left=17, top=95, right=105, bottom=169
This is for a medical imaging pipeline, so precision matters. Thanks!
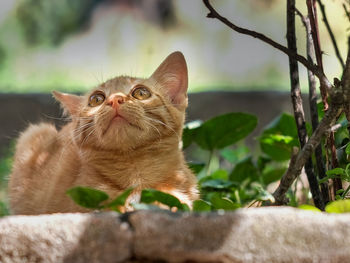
left=1, top=207, right=350, bottom=263
left=0, top=212, right=132, bottom=263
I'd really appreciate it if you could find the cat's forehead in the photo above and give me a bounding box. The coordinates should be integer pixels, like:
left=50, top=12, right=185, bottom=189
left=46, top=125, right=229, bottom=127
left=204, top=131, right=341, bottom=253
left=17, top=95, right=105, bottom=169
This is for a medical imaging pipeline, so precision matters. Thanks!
left=96, top=76, right=146, bottom=95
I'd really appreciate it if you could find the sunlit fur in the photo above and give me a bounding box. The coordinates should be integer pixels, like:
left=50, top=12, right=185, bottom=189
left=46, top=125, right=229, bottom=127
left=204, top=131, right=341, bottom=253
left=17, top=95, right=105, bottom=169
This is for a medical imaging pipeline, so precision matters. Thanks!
left=9, top=52, right=198, bottom=215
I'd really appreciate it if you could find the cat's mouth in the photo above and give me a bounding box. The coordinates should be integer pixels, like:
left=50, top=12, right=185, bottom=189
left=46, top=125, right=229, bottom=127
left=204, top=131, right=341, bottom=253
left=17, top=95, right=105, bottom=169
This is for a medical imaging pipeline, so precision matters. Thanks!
left=112, top=113, right=127, bottom=122
left=103, top=110, right=141, bottom=135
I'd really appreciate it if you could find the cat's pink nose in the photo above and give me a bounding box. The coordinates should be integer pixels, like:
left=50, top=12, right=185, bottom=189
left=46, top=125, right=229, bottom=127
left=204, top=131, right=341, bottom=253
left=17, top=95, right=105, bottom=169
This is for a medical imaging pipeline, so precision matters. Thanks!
left=107, top=94, right=126, bottom=109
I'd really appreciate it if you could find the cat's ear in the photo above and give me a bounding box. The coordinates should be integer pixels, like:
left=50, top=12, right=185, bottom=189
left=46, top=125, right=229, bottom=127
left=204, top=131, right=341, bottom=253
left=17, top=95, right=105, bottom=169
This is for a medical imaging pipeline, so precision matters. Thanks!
left=52, top=91, right=82, bottom=116
left=150, top=51, right=188, bottom=109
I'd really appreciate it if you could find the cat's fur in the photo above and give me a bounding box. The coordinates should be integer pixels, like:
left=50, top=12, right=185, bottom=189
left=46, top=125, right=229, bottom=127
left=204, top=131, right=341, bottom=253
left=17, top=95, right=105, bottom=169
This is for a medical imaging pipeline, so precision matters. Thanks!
left=9, top=52, right=198, bottom=215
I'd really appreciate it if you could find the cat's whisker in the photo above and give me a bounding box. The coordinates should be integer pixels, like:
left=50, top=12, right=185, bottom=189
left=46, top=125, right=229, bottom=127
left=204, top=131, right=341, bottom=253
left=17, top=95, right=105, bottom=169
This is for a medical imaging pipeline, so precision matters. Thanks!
left=42, top=114, right=73, bottom=122
left=144, top=116, right=181, bottom=142
left=142, top=119, right=162, bottom=139
left=81, top=126, right=97, bottom=147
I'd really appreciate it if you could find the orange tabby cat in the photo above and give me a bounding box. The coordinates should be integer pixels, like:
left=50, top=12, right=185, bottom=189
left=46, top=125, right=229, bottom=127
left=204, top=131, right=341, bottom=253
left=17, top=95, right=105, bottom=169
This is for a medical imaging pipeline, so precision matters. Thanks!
left=9, top=51, right=198, bottom=215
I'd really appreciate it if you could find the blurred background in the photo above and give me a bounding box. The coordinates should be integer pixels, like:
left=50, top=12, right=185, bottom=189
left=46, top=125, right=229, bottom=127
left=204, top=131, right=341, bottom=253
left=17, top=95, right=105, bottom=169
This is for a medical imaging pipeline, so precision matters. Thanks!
left=0, top=0, right=347, bottom=93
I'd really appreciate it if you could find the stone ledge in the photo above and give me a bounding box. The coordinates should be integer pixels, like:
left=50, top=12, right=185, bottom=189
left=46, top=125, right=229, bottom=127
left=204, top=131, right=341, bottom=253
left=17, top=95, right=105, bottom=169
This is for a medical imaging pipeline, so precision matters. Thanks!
left=1, top=207, right=350, bottom=262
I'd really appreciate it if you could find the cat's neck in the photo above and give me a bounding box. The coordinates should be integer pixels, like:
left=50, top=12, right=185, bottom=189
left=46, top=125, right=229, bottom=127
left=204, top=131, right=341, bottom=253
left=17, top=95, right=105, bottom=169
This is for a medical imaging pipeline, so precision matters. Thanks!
left=74, top=136, right=183, bottom=189
left=77, top=135, right=181, bottom=169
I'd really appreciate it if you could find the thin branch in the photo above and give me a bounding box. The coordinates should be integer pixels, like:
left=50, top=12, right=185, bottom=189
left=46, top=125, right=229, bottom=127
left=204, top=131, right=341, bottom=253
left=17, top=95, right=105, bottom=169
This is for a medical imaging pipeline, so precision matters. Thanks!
left=202, top=0, right=333, bottom=92
left=343, top=3, right=350, bottom=24
left=328, top=132, right=342, bottom=194
left=296, top=9, right=330, bottom=205
left=317, top=0, right=345, bottom=69
left=287, top=0, right=323, bottom=210
left=342, top=38, right=350, bottom=166
left=342, top=37, right=350, bottom=102
left=273, top=147, right=299, bottom=205
left=307, top=0, right=323, bottom=70
left=307, top=0, right=329, bottom=110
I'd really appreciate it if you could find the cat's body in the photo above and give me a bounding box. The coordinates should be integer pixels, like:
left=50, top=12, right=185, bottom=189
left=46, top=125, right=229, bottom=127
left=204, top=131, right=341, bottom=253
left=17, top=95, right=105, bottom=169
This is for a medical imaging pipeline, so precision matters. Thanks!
left=9, top=52, right=198, bottom=215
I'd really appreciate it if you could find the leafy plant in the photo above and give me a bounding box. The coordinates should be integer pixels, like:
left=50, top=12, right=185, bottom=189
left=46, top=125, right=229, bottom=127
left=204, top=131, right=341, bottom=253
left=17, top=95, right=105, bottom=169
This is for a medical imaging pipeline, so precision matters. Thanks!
left=67, top=186, right=133, bottom=213
left=318, top=164, right=350, bottom=200
left=67, top=186, right=190, bottom=212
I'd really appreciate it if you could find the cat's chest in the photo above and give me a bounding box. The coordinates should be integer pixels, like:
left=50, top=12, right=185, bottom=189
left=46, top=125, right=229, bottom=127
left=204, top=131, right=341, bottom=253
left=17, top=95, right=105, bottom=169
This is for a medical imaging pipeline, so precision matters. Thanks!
left=81, top=156, right=172, bottom=189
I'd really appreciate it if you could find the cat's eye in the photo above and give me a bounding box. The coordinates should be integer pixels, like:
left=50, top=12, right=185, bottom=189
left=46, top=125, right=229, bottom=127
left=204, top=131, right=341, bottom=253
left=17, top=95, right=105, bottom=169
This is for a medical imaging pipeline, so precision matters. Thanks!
left=88, top=92, right=105, bottom=107
left=132, top=86, right=151, bottom=100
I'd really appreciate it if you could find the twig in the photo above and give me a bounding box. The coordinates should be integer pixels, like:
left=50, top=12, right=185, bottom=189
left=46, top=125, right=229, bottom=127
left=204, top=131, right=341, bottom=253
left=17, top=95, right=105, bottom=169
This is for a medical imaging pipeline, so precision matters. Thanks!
left=342, top=39, right=350, bottom=139
left=307, top=0, right=323, bottom=70
left=317, top=0, right=345, bottom=69
left=202, top=0, right=333, bottom=92
left=307, top=0, right=329, bottom=110
left=343, top=3, right=350, bottom=24
left=342, top=37, right=350, bottom=182
left=273, top=147, right=299, bottom=205
left=328, top=132, right=342, bottom=194
left=296, top=8, right=330, bottom=205
left=287, top=0, right=323, bottom=210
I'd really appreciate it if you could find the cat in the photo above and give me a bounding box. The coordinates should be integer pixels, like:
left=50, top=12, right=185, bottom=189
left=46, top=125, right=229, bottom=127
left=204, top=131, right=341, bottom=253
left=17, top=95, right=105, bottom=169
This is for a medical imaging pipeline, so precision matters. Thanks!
left=9, top=51, right=198, bottom=215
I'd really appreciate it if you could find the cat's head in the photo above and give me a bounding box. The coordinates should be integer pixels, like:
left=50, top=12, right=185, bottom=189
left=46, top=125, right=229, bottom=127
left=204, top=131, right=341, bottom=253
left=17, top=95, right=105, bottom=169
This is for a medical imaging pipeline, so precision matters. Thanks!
left=53, top=51, right=188, bottom=151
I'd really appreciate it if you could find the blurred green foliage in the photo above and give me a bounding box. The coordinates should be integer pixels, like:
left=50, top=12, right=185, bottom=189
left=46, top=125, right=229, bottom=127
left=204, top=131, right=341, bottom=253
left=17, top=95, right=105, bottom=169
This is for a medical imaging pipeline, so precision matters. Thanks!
left=0, top=143, right=13, bottom=216
left=17, top=0, right=103, bottom=46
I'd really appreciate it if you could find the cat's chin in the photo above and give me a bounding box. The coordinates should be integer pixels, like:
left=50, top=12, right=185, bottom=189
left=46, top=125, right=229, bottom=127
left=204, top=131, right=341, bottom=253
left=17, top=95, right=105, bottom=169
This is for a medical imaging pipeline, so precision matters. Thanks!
left=104, top=114, right=142, bottom=135
left=96, top=116, right=142, bottom=149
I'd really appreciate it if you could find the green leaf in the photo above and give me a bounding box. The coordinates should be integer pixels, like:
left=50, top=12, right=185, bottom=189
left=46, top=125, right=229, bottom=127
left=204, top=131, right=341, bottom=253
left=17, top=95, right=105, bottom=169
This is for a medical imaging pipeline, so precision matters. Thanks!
left=192, top=200, right=212, bottom=211
left=346, top=143, right=350, bottom=155
left=230, top=157, right=259, bottom=183
left=317, top=101, right=325, bottom=119
left=259, top=134, right=297, bottom=161
left=253, top=185, right=275, bottom=202
left=140, top=189, right=186, bottom=211
left=193, top=113, right=257, bottom=150
left=318, top=174, right=335, bottom=184
left=263, top=113, right=299, bottom=136
left=334, top=116, right=349, bottom=146
left=210, top=195, right=240, bottom=210
left=188, top=162, right=205, bottom=175
left=210, top=169, right=228, bottom=180
left=298, top=204, right=321, bottom=212
left=104, top=188, right=133, bottom=209
left=66, top=186, right=109, bottom=209
left=200, top=179, right=234, bottom=190
left=262, top=167, right=286, bottom=185
left=336, top=189, right=345, bottom=195
left=259, top=113, right=299, bottom=161
left=220, top=146, right=250, bottom=164
left=0, top=201, right=9, bottom=217
left=257, top=156, right=271, bottom=172
left=325, top=200, right=350, bottom=213
left=326, top=168, right=345, bottom=176
left=182, top=120, right=202, bottom=149
left=181, top=203, right=191, bottom=211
